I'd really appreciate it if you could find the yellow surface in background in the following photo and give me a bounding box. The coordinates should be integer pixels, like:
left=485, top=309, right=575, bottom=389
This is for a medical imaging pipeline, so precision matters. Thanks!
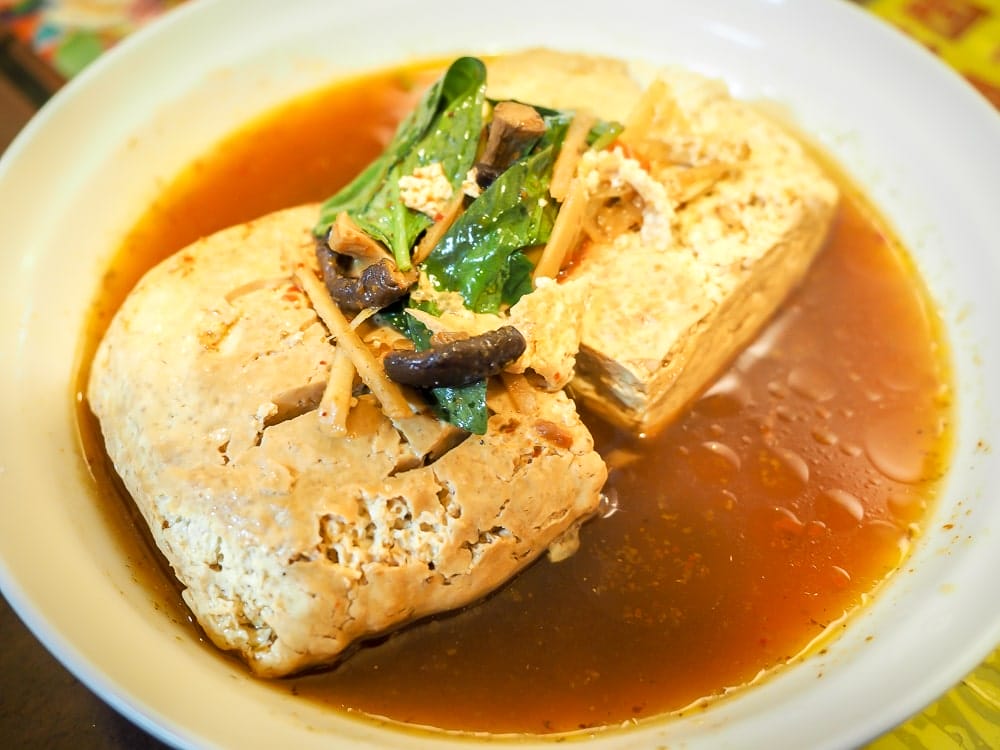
left=870, top=649, right=1000, bottom=748
left=866, top=0, right=1000, bottom=107
left=861, top=3, right=1000, bottom=745
left=861, top=5, right=1000, bottom=746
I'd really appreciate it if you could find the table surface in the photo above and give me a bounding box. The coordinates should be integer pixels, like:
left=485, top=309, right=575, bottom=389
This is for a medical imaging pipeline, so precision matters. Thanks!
left=0, top=597, right=168, bottom=749
left=1, top=1, right=999, bottom=748
left=0, top=73, right=163, bottom=750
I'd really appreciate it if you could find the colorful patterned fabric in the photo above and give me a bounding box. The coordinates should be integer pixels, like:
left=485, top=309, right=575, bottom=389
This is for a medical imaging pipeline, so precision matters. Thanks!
left=0, top=0, right=185, bottom=78
left=866, top=0, right=1000, bottom=108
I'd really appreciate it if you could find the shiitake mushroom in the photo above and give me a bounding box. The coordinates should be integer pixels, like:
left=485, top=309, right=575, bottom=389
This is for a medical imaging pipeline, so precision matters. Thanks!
left=383, top=326, right=526, bottom=388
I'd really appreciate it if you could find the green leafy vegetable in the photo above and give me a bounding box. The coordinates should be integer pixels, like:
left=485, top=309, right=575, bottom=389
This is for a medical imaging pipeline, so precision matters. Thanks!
left=501, top=252, right=534, bottom=309
left=316, top=58, right=625, bottom=432
left=420, top=110, right=620, bottom=314
left=422, top=118, right=570, bottom=313
left=425, top=379, right=488, bottom=435
left=522, top=103, right=623, bottom=147
left=377, top=304, right=490, bottom=434
left=314, top=57, right=487, bottom=270
left=588, top=120, right=625, bottom=150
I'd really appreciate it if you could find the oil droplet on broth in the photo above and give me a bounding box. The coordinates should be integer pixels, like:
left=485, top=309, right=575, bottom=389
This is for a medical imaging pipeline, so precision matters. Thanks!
left=828, top=565, right=852, bottom=589
left=805, top=519, right=828, bottom=539
left=787, top=364, right=838, bottom=403
left=756, top=446, right=809, bottom=498
left=777, top=448, right=810, bottom=484
left=863, top=410, right=929, bottom=484
left=598, top=488, right=621, bottom=519
left=858, top=519, right=910, bottom=563
left=772, top=506, right=805, bottom=536
left=878, top=367, right=922, bottom=393
left=689, top=441, right=742, bottom=482
left=714, top=489, right=739, bottom=512
left=887, top=491, right=927, bottom=525
left=811, top=426, right=839, bottom=446
left=817, top=488, right=866, bottom=530
left=839, top=442, right=864, bottom=458
left=695, top=372, right=752, bottom=418
left=775, top=404, right=797, bottom=423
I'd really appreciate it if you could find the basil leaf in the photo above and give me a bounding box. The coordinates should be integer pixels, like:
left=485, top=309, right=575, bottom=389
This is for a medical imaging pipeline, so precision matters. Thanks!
left=314, top=72, right=448, bottom=235
left=501, top=251, right=535, bottom=307
left=373, top=304, right=413, bottom=336
left=314, top=153, right=393, bottom=232
left=429, top=380, right=488, bottom=434
left=422, top=125, right=566, bottom=313
left=356, top=68, right=485, bottom=268
left=349, top=170, right=422, bottom=266
left=314, top=58, right=486, bottom=272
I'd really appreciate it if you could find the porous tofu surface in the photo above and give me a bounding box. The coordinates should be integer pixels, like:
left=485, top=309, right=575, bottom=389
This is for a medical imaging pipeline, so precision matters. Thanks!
left=487, top=51, right=840, bottom=433
left=87, top=205, right=606, bottom=677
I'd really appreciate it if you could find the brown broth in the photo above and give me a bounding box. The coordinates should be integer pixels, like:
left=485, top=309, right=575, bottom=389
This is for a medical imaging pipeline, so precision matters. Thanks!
left=75, top=62, right=953, bottom=735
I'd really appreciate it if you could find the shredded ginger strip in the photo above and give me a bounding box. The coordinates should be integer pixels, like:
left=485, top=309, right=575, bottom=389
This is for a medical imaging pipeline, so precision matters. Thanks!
left=295, top=266, right=414, bottom=420
left=549, top=111, right=595, bottom=203
left=412, top=191, right=465, bottom=266
left=534, top=177, right=586, bottom=282
left=317, top=346, right=356, bottom=436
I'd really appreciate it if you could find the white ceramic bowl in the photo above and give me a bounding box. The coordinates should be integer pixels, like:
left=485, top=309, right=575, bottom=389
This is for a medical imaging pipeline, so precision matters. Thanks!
left=2, top=1, right=999, bottom=748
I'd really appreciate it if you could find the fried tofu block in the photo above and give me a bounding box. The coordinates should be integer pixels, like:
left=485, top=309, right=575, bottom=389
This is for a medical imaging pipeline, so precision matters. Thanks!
left=87, top=205, right=606, bottom=677
left=489, top=51, right=839, bottom=434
